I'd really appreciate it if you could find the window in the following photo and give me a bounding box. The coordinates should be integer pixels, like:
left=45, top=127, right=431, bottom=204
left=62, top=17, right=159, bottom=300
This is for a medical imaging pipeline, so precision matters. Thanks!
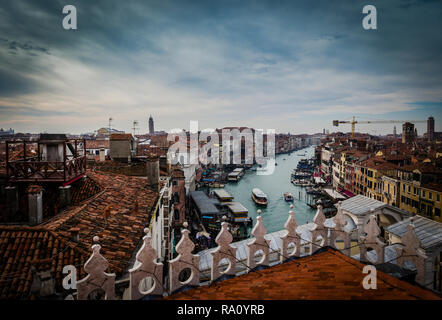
left=402, top=184, right=405, bottom=193
left=422, top=190, right=426, bottom=198
left=437, top=194, right=440, bottom=202
left=429, top=192, right=433, bottom=200
left=413, top=187, right=417, bottom=195
left=435, top=208, right=441, bottom=217
left=408, top=185, right=411, bottom=193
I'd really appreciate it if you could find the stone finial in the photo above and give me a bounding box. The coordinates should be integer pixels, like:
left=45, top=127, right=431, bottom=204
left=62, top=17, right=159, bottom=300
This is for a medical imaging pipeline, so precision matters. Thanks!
left=359, top=215, right=386, bottom=264
left=77, top=237, right=116, bottom=300
left=211, top=222, right=237, bottom=282
left=310, top=205, right=328, bottom=254
left=169, top=229, right=200, bottom=293
left=280, top=210, right=301, bottom=262
left=313, top=205, right=326, bottom=226
left=329, top=202, right=351, bottom=256
left=247, top=215, right=270, bottom=271
left=129, top=228, right=163, bottom=300
left=395, top=222, right=427, bottom=285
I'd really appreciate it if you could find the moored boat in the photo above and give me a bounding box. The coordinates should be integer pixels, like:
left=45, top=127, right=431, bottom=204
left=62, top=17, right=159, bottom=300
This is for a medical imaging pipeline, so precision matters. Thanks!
left=284, top=192, right=294, bottom=202
left=251, top=188, right=268, bottom=206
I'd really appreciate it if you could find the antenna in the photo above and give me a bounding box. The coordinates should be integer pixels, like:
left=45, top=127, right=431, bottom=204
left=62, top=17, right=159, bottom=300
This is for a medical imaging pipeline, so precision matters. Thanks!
left=108, top=117, right=113, bottom=132
left=132, top=120, right=139, bottom=136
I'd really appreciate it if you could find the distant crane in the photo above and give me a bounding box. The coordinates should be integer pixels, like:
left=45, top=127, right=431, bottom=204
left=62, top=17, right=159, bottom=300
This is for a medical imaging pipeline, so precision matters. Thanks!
left=332, top=116, right=427, bottom=138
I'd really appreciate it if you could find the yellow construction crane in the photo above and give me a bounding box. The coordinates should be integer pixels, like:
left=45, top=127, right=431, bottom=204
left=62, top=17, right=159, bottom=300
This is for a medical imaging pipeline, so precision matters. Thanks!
left=332, top=116, right=427, bottom=138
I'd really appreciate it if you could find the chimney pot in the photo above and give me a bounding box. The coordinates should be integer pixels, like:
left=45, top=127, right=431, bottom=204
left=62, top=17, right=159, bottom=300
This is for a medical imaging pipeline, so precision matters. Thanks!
left=69, top=227, right=80, bottom=242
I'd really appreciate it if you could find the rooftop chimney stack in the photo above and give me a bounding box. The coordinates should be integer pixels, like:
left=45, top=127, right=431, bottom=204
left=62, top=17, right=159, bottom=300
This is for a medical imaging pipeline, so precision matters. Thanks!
left=69, top=227, right=80, bottom=242
left=146, top=154, right=160, bottom=192
left=27, top=185, right=43, bottom=226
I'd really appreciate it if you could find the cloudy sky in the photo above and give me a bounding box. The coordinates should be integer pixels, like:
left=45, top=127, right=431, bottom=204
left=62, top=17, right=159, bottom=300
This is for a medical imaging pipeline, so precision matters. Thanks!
left=0, top=0, right=441, bottom=135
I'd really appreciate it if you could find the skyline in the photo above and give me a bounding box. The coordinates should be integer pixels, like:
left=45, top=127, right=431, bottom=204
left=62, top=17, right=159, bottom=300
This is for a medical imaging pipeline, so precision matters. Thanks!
left=0, top=0, right=441, bottom=135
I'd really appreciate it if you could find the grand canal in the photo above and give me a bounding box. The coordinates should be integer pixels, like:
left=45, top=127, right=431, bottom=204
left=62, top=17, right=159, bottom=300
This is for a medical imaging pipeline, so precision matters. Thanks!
left=216, top=145, right=318, bottom=234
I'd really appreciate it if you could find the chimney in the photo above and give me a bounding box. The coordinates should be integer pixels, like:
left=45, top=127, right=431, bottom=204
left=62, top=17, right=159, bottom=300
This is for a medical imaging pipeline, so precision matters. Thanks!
left=146, top=155, right=160, bottom=192
left=27, top=185, right=43, bottom=225
left=30, top=268, right=56, bottom=298
left=99, top=148, right=106, bottom=162
left=5, top=186, right=18, bottom=218
left=69, top=227, right=80, bottom=242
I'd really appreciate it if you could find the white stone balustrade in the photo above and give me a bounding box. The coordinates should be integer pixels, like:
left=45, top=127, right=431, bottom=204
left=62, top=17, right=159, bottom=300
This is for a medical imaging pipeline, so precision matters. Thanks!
left=395, top=222, right=427, bottom=285
left=129, top=228, right=164, bottom=300
left=328, top=202, right=352, bottom=256
left=359, top=214, right=386, bottom=264
left=77, top=236, right=116, bottom=300
left=168, top=227, right=200, bottom=293
left=280, top=210, right=301, bottom=262
left=210, top=220, right=237, bottom=282
left=73, top=208, right=428, bottom=299
left=310, top=205, right=328, bottom=254
left=247, top=214, right=270, bottom=271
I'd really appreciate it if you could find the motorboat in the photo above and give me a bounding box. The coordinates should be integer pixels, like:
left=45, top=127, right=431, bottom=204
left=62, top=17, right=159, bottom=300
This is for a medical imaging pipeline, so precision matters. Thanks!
left=251, top=188, right=268, bottom=206
left=284, top=192, right=294, bottom=202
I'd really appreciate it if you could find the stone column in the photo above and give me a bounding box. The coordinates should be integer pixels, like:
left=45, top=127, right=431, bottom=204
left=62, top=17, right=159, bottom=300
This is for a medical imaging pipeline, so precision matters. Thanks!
left=59, top=185, right=72, bottom=208
left=27, top=185, right=43, bottom=226
left=6, top=186, right=18, bottom=218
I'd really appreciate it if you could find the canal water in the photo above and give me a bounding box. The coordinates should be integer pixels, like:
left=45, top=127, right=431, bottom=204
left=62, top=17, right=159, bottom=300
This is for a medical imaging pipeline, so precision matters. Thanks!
left=215, top=145, right=318, bottom=234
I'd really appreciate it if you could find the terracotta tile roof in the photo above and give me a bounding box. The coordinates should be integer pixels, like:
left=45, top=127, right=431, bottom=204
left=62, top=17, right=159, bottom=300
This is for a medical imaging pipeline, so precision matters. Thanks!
left=0, top=226, right=89, bottom=299
left=43, top=170, right=159, bottom=276
left=110, top=133, right=133, bottom=141
left=399, top=162, right=442, bottom=174
left=359, top=157, right=398, bottom=171
left=85, top=139, right=110, bottom=149
left=165, top=249, right=441, bottom=300
left=421, top=182, right=442, bottom=193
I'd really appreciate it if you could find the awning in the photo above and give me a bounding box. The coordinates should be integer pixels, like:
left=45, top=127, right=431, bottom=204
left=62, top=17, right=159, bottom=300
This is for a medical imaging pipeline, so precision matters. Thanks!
left=342, top=190, right=355, bottom=198
left=324, top=188, right=346, bottom=200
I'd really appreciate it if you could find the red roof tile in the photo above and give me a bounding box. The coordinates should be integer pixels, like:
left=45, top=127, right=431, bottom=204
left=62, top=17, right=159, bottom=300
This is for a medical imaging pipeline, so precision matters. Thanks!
left=43, top=170, right=159, bottom=276
left=0, top=226, right=89, bottom=300
left=165, top=249, right=441, bottom=300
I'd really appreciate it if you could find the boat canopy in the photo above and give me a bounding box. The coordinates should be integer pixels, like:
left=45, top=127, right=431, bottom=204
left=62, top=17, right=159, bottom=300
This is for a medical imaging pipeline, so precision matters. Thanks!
left=190, top=191, right=220, bottom=216
left=213, top=189, right=234, bottom=201
left=252, top=188, right=267, bottom=198
left=227, top=202, right=248, bottom=214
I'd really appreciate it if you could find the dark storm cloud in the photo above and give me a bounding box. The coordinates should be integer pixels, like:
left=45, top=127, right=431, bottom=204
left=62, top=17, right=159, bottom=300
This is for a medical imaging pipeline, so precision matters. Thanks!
left=0, top=68, right=40, bottom=96
left=0, top=0, right=441, bottom=133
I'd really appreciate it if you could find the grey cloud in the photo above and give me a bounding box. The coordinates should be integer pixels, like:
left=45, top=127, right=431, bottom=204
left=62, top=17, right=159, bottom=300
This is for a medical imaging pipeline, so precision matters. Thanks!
left=0, top=105, right=77, bottom=117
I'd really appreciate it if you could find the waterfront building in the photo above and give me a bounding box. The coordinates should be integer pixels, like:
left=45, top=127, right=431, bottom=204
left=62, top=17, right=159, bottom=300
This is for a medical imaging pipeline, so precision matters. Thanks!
left=355, top=157, right=397, bottom=201
left=397, top=163, right=442, bottom=222
left=382, top=175, right=401, bottom=207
